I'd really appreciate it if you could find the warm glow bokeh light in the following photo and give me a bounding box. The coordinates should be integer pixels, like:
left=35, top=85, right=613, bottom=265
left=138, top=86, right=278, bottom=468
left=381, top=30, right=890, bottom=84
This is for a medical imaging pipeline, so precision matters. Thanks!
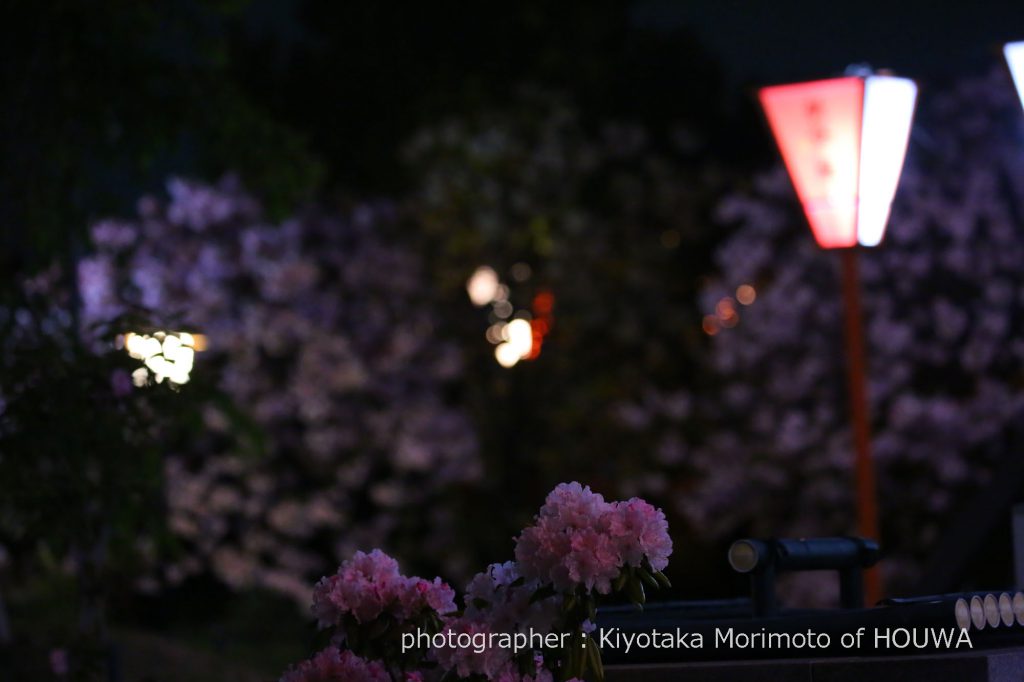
left=466, top=266, right=500, bottom=306
left=505, top=319, right=533, bottom=357
left=122, top=330, right=204, bottom=386
left=472, top=270, right=554, bottom=367
left=736, top=284, right=756, bottom=305
left=494, top=342, right=522, bottom=368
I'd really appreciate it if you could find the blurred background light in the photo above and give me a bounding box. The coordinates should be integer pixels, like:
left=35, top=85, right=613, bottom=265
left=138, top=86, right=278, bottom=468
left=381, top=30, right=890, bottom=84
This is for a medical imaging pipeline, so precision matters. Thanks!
left=121, top=331, right=204, bottom=386
left=466, top=265, right=500, bottom=306
left=494, top=341, right=522, bottom=368
left=736, top=284, right=756, bottom=305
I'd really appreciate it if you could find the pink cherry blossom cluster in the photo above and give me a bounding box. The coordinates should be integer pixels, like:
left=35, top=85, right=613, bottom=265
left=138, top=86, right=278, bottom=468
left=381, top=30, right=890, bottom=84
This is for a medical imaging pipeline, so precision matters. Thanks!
left=433, top=616, right=511, bottom=679
left=464, top=562, right=560, bottom=634
left=284, top=485, right=671, bottom=681
left=433, top=562, right=560, bottom=678
left=280, top=647, right=390, bottom=682
left=514, top=482, right=672, bottom=593
left=311, top=549, right=456, bottom=627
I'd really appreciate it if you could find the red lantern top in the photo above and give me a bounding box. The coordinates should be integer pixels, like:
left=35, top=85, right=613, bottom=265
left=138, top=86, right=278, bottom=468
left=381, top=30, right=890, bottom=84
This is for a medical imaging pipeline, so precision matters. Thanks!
left=759, top=74, right=917, bottom=249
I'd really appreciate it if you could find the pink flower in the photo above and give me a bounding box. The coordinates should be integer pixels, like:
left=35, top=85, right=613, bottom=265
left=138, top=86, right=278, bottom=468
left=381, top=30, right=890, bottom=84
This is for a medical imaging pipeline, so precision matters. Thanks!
left=279, top=647, right=390, bottom=682
left=311, top=574, right=344, bottom=627
left=514, top=483, right=620, bottom=592
left=514, top=482, right=672, bottom=593
left=460, top=561, right=559, bottom=637
left=610, top=498, right=673, bottom=571
left=541, top=482, right=609, bottom=527
left=565, top=526, right=620, bottom=594
left=434, top=616, right=512, bottom=678
left=416, top=577, right=457, bottom=615
left=434, top=579, right=557, bottom=679
left=311, top=549, right=454, bottom=627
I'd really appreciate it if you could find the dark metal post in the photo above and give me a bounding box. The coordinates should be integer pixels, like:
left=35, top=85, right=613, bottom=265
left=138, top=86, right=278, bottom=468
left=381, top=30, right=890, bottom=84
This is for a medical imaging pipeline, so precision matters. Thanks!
left=1013, top=504, right=1024, bottom=588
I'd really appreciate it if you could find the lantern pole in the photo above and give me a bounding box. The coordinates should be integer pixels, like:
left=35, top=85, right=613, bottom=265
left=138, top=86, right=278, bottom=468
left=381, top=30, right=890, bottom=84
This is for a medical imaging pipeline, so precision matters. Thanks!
left=839, top=246, right=881, bottom=605
left=760, top=73, right=917, bottom=608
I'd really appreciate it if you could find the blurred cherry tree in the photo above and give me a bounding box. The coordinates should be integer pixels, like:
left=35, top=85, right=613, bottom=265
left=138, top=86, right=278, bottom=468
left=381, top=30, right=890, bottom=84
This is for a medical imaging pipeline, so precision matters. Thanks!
left=681, top=67, right=1024, bottom=595
left=78, top=178, right=479, bottom=602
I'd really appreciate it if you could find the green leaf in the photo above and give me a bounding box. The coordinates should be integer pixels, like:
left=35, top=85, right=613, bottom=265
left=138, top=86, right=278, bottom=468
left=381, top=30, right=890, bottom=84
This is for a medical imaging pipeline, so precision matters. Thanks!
left=530, top=584, right=557, bottom=604
left=562, top=632, right=579, bottom=680
left=637, top=567, right=660, bottom=590
left=626, top=577, right=646, bottom=606
left=579, top=634, right=590, bottom=678
left=587, top=635, right=605, bottom=682
left=367, top=617, right=390, bottom=639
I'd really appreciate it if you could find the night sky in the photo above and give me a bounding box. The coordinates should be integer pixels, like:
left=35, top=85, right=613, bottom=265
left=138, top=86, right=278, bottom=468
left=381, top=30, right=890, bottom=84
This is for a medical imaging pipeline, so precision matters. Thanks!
left=635, top=0, right=1024, bottom=84
left=229, top=0, right=1024, bottom=194
left=6, top=0, right=1024, bottom=274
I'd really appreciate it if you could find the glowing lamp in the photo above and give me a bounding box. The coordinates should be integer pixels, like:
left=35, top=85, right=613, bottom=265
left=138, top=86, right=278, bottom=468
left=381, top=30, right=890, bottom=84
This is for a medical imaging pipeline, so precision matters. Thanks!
left=1006, top=42, right=1024, bottom=111
left=759, top=74, right=918, bottom=249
